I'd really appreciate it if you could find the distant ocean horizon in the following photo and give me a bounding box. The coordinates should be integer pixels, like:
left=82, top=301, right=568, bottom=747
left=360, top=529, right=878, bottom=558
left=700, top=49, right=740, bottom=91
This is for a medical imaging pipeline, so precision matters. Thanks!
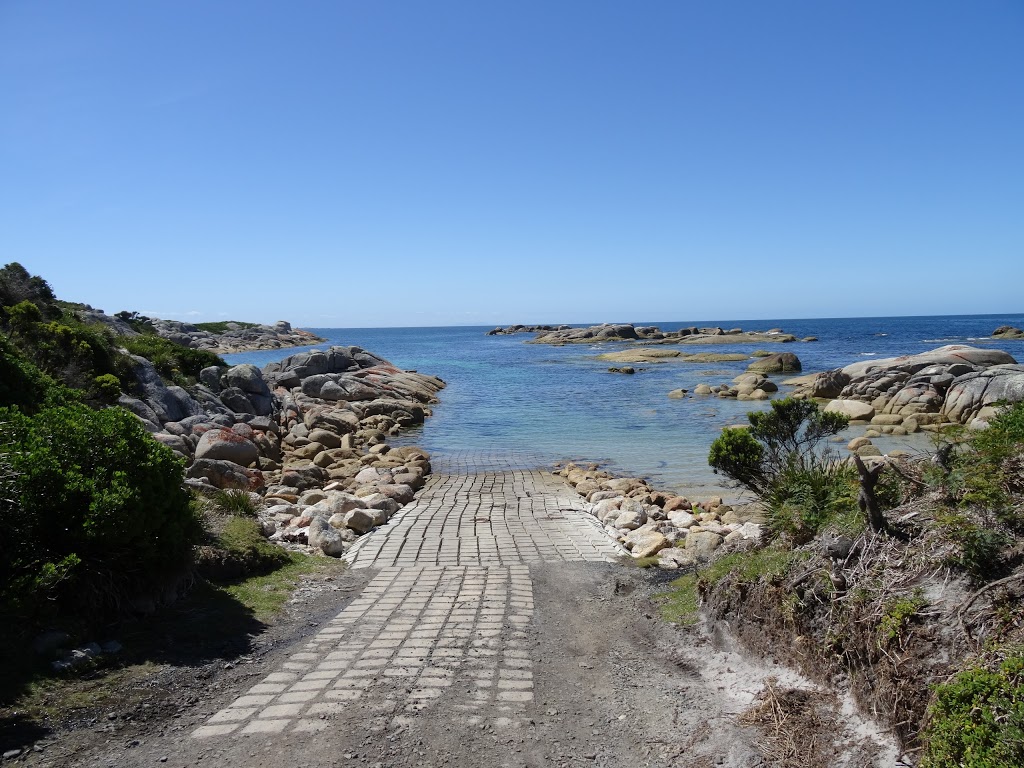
left=225, top=313, right=1024, bottom=498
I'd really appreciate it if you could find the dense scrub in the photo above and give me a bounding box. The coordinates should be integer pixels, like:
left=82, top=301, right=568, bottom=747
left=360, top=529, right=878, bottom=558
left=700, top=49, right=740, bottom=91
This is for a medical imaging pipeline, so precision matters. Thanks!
left=194, top=320, right=259, bottom=334
left=0, top=264, right=217, bottom=644
left=695, top=397, right=1024, bottom=763
left=120, top=335, right=224, bottom=385
left=0, top=405, right=201, bottom=628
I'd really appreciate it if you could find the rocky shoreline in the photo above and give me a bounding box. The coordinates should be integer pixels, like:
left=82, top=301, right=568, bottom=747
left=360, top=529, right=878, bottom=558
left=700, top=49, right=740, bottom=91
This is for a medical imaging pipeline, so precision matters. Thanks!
left=555, top=462, right=763, bottom=571
left=152, top=318, right=326, bottom=354
left=786, top=344, right=1024, bottom=431
left=117, top=336, right=445, bottom=559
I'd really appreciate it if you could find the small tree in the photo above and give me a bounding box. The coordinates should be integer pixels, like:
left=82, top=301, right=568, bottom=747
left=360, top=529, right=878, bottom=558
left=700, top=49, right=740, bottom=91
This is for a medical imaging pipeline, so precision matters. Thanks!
left=709, top=398, right=849, bottom=496
left=709, top=398, right=852, bottom=539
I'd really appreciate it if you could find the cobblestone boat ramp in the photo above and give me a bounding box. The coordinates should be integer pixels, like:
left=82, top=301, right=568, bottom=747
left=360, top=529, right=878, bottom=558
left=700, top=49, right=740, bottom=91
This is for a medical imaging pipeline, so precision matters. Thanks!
left=194, top=454, right=623, bottom=742
left=175, top=453, right=778, bottom=767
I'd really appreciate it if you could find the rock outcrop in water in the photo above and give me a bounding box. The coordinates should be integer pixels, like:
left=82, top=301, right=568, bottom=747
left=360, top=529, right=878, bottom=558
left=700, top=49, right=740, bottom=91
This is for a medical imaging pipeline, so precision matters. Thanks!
left=527, top=323, right=801, bottom=345
left=790, top=345, right=1023, bottom=428
left=486, top=324, right=571, bottom=335
left=993, top=325, right=1024, bottom=339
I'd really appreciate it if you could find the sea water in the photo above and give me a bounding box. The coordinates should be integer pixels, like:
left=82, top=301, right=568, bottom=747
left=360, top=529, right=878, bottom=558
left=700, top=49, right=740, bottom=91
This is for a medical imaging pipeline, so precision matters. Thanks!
left=224, top=314, right=1024, bottom=497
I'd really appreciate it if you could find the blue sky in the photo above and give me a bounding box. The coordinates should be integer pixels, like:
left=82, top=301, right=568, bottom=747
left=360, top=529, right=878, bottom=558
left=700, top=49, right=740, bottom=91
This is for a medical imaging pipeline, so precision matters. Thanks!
left=2, top=1, right=1021, bottom=327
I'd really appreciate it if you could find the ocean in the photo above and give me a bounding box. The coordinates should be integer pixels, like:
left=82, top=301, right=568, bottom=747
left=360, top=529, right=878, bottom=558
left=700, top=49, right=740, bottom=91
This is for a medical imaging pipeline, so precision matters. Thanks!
left=224, top=314, right=1024, bottom=498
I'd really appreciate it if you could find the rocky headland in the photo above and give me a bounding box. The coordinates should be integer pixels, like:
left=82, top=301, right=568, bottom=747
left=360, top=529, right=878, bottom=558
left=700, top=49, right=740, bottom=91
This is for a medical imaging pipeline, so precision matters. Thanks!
left=786, top=344, right=1024, bottom=431
left=523, top=322, right=812, bottom=345
left=76, top=306, right=326, bottom=353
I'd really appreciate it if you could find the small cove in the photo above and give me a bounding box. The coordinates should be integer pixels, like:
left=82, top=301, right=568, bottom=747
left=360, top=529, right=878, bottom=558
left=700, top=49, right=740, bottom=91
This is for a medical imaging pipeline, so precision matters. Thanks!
left=225, top=313, right=1024, bottom=498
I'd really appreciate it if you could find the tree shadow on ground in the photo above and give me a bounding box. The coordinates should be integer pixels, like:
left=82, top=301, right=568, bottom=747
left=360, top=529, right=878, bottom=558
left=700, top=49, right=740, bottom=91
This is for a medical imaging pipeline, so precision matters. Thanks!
left=0, top=579, right=267, bottom=753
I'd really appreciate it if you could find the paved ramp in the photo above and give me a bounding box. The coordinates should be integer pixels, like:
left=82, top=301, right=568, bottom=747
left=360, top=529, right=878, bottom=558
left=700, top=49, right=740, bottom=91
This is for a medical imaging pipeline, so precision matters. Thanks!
left=193, top=459, right=625, bottom=739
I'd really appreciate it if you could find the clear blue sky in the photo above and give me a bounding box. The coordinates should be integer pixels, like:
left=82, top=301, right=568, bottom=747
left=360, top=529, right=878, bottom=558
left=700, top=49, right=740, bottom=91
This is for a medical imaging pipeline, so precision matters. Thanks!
left=2, top=1, right=1022, bottom=327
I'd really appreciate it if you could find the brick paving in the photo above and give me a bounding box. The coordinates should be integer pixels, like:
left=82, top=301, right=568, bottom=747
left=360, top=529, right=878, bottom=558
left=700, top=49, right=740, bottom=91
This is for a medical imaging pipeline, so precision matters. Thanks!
left=193, top=456, right=625, bottom=740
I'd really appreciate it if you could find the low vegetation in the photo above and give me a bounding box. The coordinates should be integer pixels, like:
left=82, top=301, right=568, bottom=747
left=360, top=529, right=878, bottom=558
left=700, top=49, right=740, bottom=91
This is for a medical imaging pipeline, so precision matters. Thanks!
left=694, top=395, right=1024, bottom=761
left=194, top=320, right=260, bottom=334
left=0, top=264, right=319, bottom=724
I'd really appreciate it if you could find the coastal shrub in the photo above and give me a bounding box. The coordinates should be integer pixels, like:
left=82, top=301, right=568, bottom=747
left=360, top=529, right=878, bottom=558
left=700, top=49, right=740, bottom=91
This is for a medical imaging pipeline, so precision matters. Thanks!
left=1, top=297, right=124, bottom=399
left=0, top=262, right=59, bottom=320
left=121, top=335, right=225, bottom=384
left=0, top=336, right=74, bottom=412
left=764, top=463, right=861, bottom=541
left=114, top=310, right=158, bottom=335
left=955, top=401, right=1024, bottom=524
left=709, top=398, right=851, bottom=538
left=210, top=488, right=261, bottom=518
left=93, top=373, right=122, bottom=403
left=935, top=511, right=1008, bottom=582
left=921, top=650, right=1024, bottom=768
left=0, top=405, right=201, bottom=626
left=709, top=398, right=848, bottom=496
left=194, top=321, right=259, bottom=334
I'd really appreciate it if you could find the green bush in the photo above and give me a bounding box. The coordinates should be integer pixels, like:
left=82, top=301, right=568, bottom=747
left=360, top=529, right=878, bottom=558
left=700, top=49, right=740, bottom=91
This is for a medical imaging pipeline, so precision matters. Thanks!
left=0, top=262, right=59, bottom=320
left=93, top=373, right=122, bottom=403
left=121, top=335, right=225, bottom=384
left=763, top=462, right=861, bottom=540
left=709, top=398, right=852, bottom=539
left=0, top=405, right=201, bottom=625
left=709, top=398, right=848, bottom=496
left=0, top=336, right=75, bottom=412
left=955, top=402, right=1024, bottom=523
left=921, top=650, right=1024, bottom=767
left=194, top=321, right=259, bottom=334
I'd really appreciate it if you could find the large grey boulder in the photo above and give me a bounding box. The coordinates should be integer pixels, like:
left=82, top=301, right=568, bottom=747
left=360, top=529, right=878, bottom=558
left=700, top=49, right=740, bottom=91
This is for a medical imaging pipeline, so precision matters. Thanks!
left=943, top=364, right=1024, bottom=425
left=221, top=365, right=274, bottom=416
left=218, top=386, right=256, bottom=415
left=118, top=395, right=160, bottom=427
left=747, top=353, right=801, bottom=374
left=194, top=428, right=259, bottom=466
left=824, top=399, right=876, bottom=421
left=127, top=355, right=204, bottom=423
left=186, top=458, right=264, bottom=490
left=798, top=346, right=1018, bottom=422
left=308, top=516, right=346, bottom=557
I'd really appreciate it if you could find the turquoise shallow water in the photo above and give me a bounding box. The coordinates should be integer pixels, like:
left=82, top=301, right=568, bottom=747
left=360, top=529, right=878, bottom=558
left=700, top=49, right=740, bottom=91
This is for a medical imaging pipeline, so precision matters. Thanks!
left=225, top=314, right=1024, bottom=497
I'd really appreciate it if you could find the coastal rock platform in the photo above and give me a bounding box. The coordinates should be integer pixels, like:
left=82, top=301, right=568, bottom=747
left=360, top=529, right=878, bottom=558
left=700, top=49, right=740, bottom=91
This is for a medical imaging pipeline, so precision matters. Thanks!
left=523, top=323, right=805, bottom=345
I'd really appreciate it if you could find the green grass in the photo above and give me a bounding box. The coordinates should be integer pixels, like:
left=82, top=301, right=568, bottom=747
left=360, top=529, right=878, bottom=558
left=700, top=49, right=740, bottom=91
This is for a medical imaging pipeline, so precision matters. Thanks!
left=878, top=590, right=927, bottom=647
left=194, top=321, right=260, bottom=334
left=654, top=547, right=803, bottom=626
left=222, top=554, right=332, bottom=620
left=211, top=488, right=261, bottom=517
left=657, top=574, right=699, bottom=625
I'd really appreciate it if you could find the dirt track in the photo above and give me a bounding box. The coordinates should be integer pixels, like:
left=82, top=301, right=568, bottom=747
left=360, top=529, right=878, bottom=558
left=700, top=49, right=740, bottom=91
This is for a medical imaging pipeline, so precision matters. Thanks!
left=16, top=460, right=902, bottom=767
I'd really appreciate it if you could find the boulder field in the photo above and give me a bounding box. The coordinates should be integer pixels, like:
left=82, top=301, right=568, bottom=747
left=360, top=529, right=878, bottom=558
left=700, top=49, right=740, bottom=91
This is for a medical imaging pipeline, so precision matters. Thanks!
left=556, top=462, right=763, bottom=570
left=150, top=318, right=326, bottom=353
left=787, top=344, right=1024, bottom=429
left=124, top=344, right=445, bottom=558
